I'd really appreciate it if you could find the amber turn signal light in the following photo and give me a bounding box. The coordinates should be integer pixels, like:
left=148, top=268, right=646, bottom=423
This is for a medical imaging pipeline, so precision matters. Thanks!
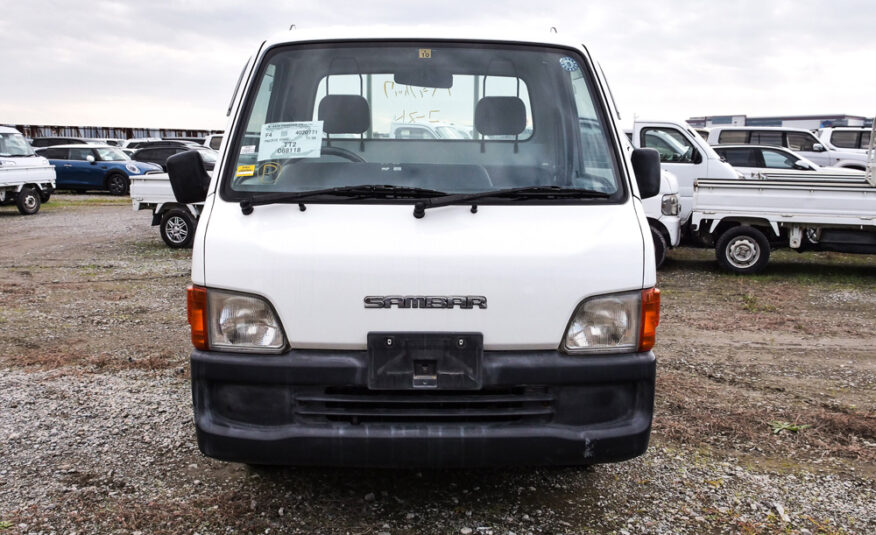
left=638, top=287, right=660, bottom=352
left=187, top=284, right=209, bottom=351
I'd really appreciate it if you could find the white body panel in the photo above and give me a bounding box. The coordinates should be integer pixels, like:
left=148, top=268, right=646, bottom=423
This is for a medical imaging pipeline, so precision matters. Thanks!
left=130, top=172, right=177, bottom=208
left=691, top=174, right=876, bottom=239
left=632, top=120, right=738, bottom=223
left=204, top=201, right=646, bottom=350
left=0, top=161, right=56, bottom=189
left=192, top=29, right=654, bottom=351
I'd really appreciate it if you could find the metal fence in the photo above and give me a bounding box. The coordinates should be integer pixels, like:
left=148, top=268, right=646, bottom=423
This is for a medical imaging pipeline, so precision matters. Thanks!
left=4, top=124, right=221, bottom=140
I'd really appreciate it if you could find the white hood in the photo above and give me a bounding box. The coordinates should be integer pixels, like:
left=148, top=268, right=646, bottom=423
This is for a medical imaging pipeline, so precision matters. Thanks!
left=201, top=200, right=647, bottom=350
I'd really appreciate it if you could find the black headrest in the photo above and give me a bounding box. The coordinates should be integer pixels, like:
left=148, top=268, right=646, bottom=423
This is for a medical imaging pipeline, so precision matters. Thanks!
left=475, top=97, right=526, bottom=136
left=318, top=95, right=370, bottom=134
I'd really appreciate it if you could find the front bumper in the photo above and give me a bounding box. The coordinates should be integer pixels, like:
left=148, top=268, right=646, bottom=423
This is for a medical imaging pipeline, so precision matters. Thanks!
left=191, top=349, right=656, bottom=467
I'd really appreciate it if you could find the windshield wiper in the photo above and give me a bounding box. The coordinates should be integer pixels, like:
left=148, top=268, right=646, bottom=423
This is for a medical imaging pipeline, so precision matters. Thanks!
left=412, top=186, right=611, bottom=218
left=5, top=154, right=35, bottom=157
left=240, top=184, right=446, bottom=215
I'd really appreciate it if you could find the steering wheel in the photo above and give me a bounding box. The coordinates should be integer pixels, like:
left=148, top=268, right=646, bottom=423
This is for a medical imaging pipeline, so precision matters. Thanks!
left=292, top=146, right=366, bottom=163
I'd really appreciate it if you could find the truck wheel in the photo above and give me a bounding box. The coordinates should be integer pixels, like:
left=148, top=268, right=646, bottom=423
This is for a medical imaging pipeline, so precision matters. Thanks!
left=160, top=209, right=196, bottom=248
left=106, top=173, right=129, bottom=196
left=39, top=191, right=51, bottom=203
left=650, top=226, right=668, bottom=269
left=715, top=226, right=770, bottom=274
left=16, top=186, right=41, bottom=215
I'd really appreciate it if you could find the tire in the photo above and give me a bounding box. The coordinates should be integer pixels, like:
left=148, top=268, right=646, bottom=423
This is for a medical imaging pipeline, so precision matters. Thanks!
left=39, top=191, right=51, bottom=203
left=650, top=225, right=668, bottom=269
left=16, top=186, right=41, bottom=215
left=106, top=173, right=129, bottom=196
left=715, top=226, right=771, bottom=274
left=160, top=209, right=196, bottom=248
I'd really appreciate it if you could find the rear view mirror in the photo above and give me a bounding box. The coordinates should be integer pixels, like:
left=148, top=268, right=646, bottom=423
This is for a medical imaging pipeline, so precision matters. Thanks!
left=394, top=66, right=453, bottom=89
left=167, top=150, right=210, bottom=204
left=631, top=148, right=661, bottom=199
left=86, top=155, right=95, bottom=164
left=812, top=143, right=826, bottom=152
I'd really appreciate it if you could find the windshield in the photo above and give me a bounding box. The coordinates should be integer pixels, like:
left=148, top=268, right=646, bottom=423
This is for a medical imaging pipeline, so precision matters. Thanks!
left=95, top=147, right=130, bottom=161
left=224, top=42, right=622, bottom=203
left=0, top=133, right=36, bottom=157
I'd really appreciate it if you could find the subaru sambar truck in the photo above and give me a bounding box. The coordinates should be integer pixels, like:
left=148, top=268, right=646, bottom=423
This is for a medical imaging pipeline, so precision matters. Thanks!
left=169, top=27, right=662, bottom=467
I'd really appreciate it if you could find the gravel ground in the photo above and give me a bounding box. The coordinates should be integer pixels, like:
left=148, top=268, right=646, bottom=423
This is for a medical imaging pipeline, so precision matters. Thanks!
left=0, top=196, right=874, bottom=534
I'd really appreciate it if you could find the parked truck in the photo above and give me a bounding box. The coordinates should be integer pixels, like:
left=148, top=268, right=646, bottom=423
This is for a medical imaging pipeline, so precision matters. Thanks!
left=691, top=170, right=876, bottom=273
left=130, top=172, right=203, bottom=248
left=0, top=126, right=55, bottom=215
left=630, top=119, right=740, bottom=224
left=167, top=27, right=664, bottom=467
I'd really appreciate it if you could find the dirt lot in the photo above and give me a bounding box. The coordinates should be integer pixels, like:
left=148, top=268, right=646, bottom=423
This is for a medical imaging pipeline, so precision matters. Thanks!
left=1, top=195, right=874, bottom=534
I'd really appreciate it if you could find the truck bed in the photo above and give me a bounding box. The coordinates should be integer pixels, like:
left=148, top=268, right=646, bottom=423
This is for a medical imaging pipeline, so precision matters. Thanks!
left=130, top=172, right=176, bottom=210
left=0, top=165, right=56, bottom=188
left=692, top=173, right=876, bottom=233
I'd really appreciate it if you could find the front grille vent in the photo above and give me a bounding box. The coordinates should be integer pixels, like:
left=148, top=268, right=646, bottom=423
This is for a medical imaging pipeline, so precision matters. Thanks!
left=294, top=386, right=554, bottom=424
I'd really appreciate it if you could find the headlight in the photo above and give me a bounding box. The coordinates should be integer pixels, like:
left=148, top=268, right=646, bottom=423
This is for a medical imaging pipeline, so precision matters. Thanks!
left=661, top=194, right=680, bottom=216
left=188, top=287, right=286, bottom=353
left=125, top=163, right=139, bottom=174
left=562, top=289, right=660, bottom=354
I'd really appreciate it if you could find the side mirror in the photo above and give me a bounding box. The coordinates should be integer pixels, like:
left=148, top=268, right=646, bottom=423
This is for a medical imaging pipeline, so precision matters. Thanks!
left=812, top=143, right=826, bottom=152
left=86, top=154, right=96, bottom=164
left=167, top=150, right=210, bottom=203
left=793, top=159, right=814, bottom=171
left=631, top=148, right=661, bottom=199
left=690, top=149, right=703, bottom=164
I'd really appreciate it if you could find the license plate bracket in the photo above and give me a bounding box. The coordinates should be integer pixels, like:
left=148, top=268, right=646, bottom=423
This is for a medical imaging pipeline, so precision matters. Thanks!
left=367, top=332, right=483, bottom=390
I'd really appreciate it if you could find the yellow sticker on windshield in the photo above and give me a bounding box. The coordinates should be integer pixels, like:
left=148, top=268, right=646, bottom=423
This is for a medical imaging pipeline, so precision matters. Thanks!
left=418, top=49, right=431, bottom=59
left=236, top=164, right=255, bottom=177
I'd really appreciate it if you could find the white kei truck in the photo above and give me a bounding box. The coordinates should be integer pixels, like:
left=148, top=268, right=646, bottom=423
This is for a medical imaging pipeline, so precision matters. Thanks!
left=167, top=28, right=663, bottom=467
left=0, top=126, right=55, bottom=215
left=691, top=166, right=876, bottom=273
left=130, top=172, right=204, bottom=248
left=629, top=120, right=740, bottom=225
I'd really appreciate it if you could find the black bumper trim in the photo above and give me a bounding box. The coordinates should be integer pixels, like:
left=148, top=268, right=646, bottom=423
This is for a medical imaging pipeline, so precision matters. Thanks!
left=191, top=349, right=655, bottom=467
left=191, top=349, right=655, bottom=386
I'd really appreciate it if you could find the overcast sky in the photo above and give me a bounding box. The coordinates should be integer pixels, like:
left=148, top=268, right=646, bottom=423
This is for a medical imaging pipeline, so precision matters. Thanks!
left=1, top=0, right=873, bottom=130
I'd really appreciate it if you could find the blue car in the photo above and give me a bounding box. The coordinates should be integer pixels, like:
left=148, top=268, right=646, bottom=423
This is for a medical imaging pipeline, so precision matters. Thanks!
left=35, top=144, right=161, bottom=195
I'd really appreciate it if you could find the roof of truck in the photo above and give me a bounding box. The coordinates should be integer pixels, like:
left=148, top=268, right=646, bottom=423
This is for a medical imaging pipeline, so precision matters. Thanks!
left=263, top=25, right=585, bottom=52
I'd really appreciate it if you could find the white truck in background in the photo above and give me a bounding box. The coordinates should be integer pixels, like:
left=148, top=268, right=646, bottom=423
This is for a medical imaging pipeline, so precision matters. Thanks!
left=130, top=172, right=203, bottom=248
left=629, top=120, right=740, bottom=225
left=691, top=170, right=876, bottom=273
left=0, top=126, right=56, bottom=215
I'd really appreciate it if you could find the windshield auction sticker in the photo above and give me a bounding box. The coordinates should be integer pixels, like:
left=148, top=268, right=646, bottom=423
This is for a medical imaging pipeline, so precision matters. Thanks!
left=258, top=121, right=323, bottom=161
